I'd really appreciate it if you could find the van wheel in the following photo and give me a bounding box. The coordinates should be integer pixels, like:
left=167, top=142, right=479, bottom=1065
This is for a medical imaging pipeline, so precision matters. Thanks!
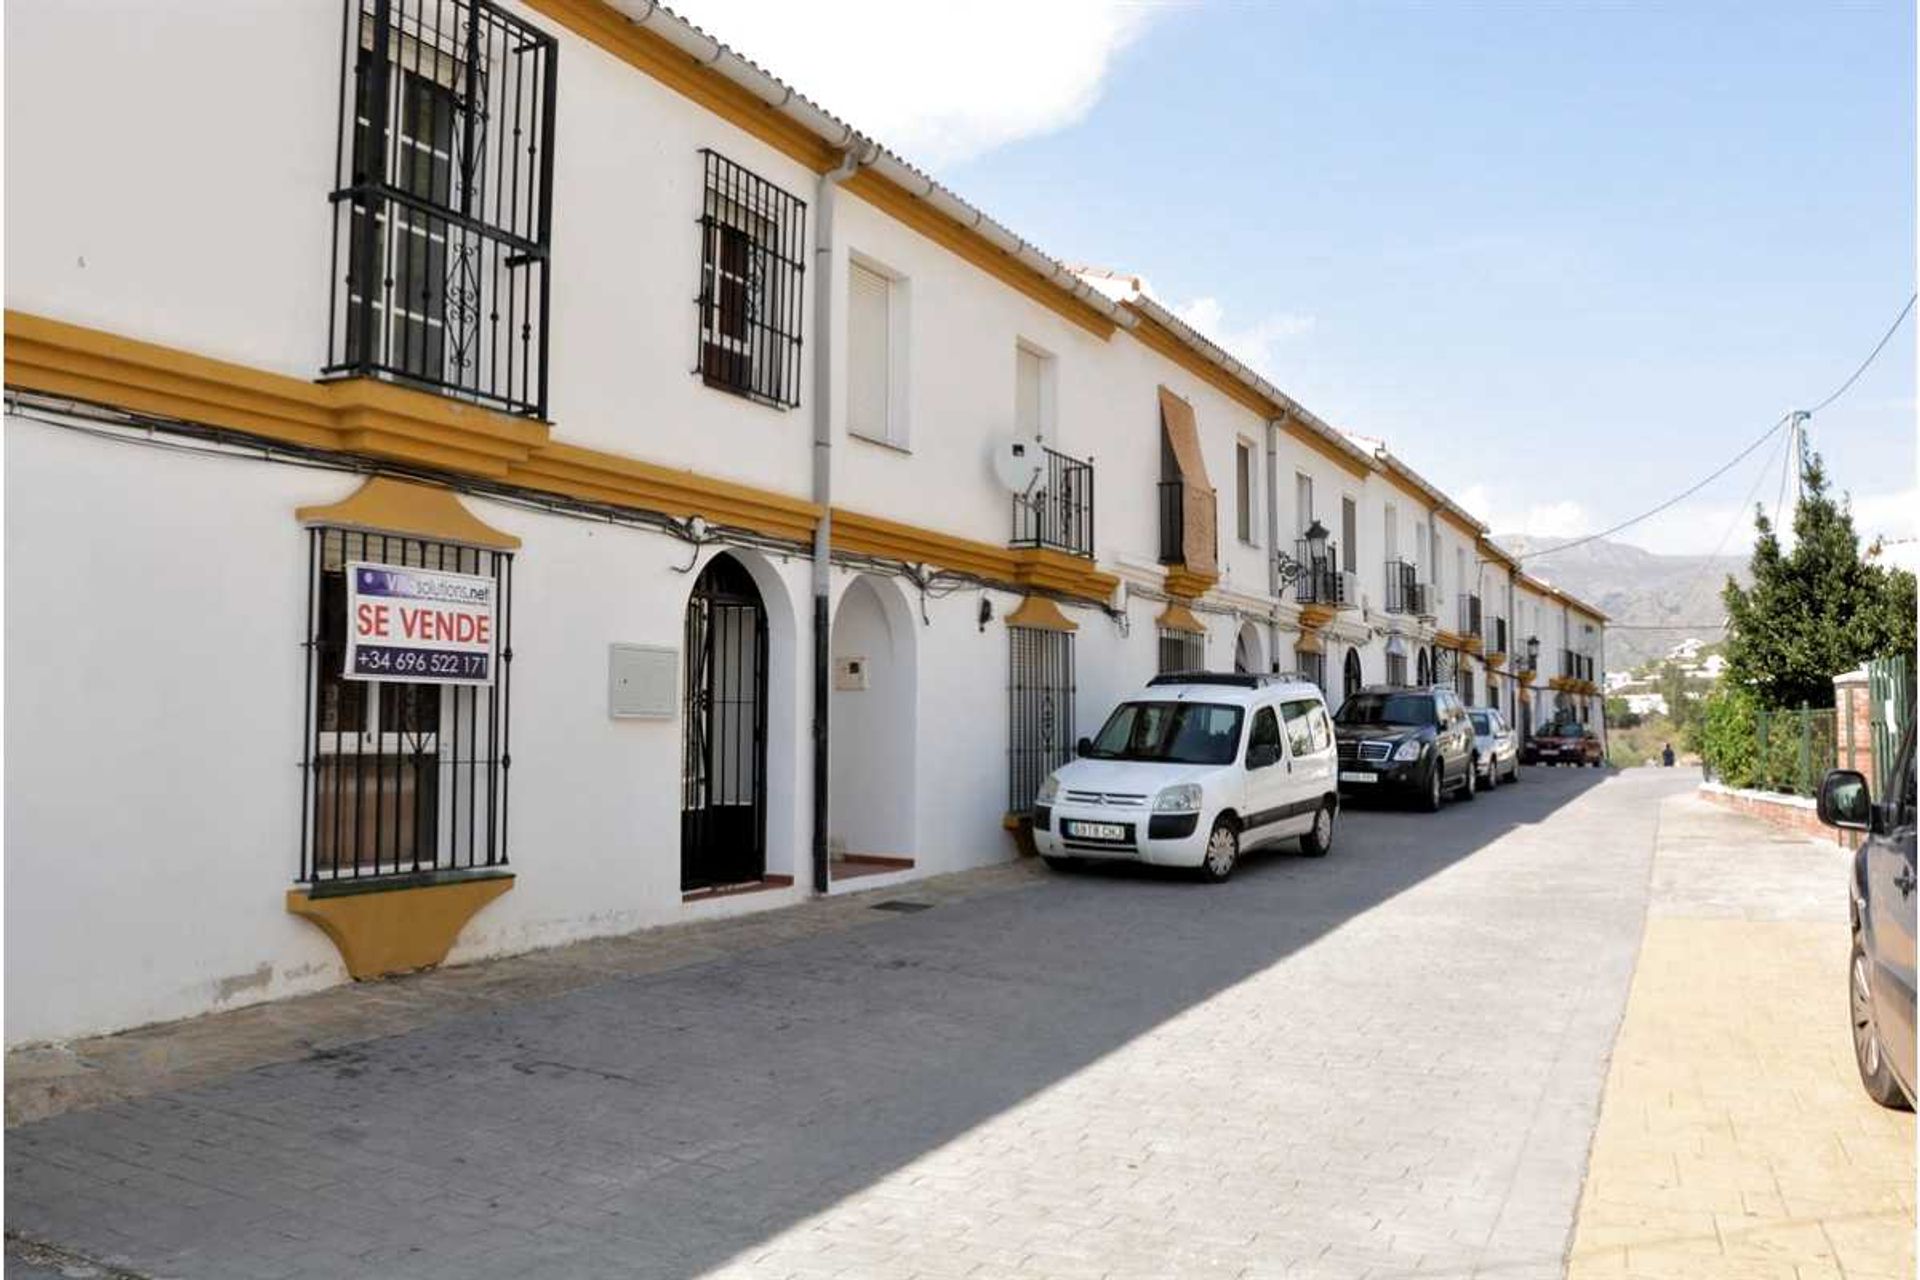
left=1421, top=762, right=1444, bottom=813
left=1852, top=935, right=1911, bottom=1110
left=1197, top=819, right=1239, bottom=883
left=1041, top=855, right=1081, bottom=874
left=1298, top=802, right=1335, bottom=858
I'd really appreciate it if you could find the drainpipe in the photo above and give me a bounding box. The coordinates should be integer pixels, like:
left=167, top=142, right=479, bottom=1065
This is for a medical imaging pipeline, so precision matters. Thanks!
left=1265, top=416, right=1283, bottom=672
left=811, top=144, right=870, bottom=897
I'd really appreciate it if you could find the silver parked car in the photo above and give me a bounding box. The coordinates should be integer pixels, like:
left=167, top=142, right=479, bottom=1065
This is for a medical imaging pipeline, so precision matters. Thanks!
left=1468, top=707, right=1520, bottom=789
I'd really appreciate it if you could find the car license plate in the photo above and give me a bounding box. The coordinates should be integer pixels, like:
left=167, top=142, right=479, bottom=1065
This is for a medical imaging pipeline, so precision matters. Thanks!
left=1338, top=771, right=1376, bottom=784
left=1066, top=821, right=1126, bottom=841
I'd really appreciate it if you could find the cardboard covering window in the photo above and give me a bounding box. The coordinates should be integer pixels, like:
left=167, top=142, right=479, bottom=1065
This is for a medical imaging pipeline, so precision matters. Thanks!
left=1156, top=386, right=1218, bottom=576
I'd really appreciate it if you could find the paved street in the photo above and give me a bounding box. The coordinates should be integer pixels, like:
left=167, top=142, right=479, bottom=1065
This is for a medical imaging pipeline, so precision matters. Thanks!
left=10, top=768, right=1683, bottom=1278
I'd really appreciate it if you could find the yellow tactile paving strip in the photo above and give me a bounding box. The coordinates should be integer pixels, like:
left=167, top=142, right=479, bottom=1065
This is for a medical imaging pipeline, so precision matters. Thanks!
left=1568, top=916, right=1915, bottom=1280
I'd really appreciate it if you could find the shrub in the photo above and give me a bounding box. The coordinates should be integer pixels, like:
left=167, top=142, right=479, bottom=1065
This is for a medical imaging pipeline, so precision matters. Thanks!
left=1697, top=685, right=1761, bottom=788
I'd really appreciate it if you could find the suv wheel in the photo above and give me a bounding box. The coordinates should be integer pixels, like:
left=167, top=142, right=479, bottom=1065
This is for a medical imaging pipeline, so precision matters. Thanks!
left=1298, top=802, right=1334, bottom=858
left=1198, top=819, right=1239, bottom=883
left=1421, top=762, right=1444, bottom=813
left=1460, top=758, right=1477, bottom=802
left=1851, top=935, right=1911, bottom=1110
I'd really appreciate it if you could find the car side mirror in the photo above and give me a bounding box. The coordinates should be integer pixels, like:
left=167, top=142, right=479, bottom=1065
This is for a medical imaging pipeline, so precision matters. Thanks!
left=1248, top=742, right=1281, bottom=769
left=1817, top=769, right=1874, bottom=831
left=1076, top=736, right=1094, bottom=758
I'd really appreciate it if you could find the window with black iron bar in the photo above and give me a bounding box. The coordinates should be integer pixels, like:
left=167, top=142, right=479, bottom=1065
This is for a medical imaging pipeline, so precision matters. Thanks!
left=326, top=0, right=557, bottom=419
left=1009, top=627, right=1074, bottom=814
left=697, top=150, right=807, bottom=408
left=1158, top=629, right=1204, bottom=676
left=300, top=528, right=514, bottom=885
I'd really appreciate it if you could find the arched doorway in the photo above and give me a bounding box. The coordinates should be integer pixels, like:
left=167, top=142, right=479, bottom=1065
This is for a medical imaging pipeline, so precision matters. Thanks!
left=829, top=575, right=917, bottom=867
left=1233, top=622, right=1264, bottom=675
left=1416, top=646, right=1431, bottom=685
left=1343, top=647, right=1363, bottom=704
left=682, top=553, right=768, bottom=892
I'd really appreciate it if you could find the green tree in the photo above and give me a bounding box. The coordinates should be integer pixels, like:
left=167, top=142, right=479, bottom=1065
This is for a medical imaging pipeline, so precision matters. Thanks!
left=1656, top=661, right=1699, bottom=737
left=1721, top=453, right=1917, bottom=710
left=1604, top=696, right=1640, bottom=729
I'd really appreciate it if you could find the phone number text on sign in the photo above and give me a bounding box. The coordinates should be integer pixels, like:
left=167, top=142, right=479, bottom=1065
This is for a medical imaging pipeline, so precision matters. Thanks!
left=344, top=561, right=497, bottom=686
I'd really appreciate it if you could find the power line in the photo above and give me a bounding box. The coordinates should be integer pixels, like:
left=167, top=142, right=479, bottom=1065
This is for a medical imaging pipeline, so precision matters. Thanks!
left=1519, top=291, right=1918, bottom=565
left=1515, top=414, right=1790, bottom=562
left=1804, top=292, right=1916, bottom=415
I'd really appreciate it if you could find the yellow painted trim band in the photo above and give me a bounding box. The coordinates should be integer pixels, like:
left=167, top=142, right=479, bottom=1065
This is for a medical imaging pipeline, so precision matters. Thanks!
left=1005, top=596, right=1078, bottom=632
left=297, top=476, right=523, bottom=550
left=286, top=874, right=514, bottom=980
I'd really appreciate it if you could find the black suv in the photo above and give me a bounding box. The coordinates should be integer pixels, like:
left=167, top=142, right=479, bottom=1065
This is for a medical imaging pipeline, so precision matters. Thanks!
left=1332, top=685, right=1478, bottom=811
left=1818, top=722, right=1917, bottom=1110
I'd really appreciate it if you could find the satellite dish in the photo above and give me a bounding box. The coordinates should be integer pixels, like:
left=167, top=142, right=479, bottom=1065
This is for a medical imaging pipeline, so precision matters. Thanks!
left=989, top=437, right=1045, bottom=495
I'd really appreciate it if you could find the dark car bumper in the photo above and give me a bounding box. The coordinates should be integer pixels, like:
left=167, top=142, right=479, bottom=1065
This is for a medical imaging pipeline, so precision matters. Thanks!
left=1335, top=756, right=1429, bottom=797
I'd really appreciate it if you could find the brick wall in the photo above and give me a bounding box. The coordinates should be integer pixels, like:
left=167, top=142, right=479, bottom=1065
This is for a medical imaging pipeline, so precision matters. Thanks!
left=1697, top=782, right=1850, bottom=846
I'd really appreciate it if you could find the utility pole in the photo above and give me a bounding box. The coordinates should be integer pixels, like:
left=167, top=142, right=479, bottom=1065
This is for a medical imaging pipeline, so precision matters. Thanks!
left=1779, top=411, right=1811, bottom=553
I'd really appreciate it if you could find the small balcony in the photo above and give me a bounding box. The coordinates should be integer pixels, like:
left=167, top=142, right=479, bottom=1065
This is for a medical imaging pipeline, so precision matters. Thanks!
left=1560, top=649, right=1595, bottom=682
left=1295, top=541, right=1355, bottom=608
left=1009, top=445, right=1095, bottom=559
left=1458, top=593, right=1482, bottom=638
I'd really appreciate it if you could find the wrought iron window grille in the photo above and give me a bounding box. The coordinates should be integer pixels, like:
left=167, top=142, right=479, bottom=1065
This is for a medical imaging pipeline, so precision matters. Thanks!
left=1157, top=629, right=1205, bottom=677
left=1009, top=627, right=1075, bottom=814
left=325, top=0, right=557, bottom=419
left=299, top=527, right=514, bottom=885
left=695, top=150, right=807, bottom=409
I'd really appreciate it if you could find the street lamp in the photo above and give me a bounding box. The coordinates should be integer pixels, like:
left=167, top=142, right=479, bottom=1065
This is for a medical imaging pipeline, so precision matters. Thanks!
left=1526, top=634, right=1540, bottom=674
left=1273, top=518, right=1334, bottom=590
left=1302, top=518, right=1331, bottom=566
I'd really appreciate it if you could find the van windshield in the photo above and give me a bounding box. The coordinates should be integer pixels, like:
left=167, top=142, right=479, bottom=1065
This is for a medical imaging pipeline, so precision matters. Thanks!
left=1087, top=701, right=1245, bottom=765
left=1336, top=693, right=1435, bottom=727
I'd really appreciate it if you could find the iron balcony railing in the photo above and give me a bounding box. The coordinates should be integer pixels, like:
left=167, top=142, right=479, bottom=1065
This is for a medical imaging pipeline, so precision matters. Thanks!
left=1384, top=560, right=1418, bottom=614
left=1458, top=593, right=1482, bottom=638
left=1295, top=541, right=1354, bottom=608
left=1009, top=445, right=1095, bottom=559
left=326, top=0, right=559, bottom=420
left=1560, top=649, right=1595, bottom=682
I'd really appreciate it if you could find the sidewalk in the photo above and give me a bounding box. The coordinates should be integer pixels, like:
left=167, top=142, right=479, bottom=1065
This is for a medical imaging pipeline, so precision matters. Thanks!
left=1567, top=790, right=1915, bottom=1280
left=5, top=862, right=1041, bottom=1128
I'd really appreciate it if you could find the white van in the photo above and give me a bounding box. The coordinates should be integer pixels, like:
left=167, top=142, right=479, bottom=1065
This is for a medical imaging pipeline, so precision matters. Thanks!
left=1031, top=673, right=1340, bottom=882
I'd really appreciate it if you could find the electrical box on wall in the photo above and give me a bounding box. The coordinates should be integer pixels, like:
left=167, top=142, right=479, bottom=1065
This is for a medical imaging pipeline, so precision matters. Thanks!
left=609, top=644, right=677, bottom=719
left=834, top=656, right=868, bottom=691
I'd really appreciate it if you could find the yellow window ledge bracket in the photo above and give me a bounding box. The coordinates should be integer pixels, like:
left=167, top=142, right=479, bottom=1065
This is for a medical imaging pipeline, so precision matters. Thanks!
left=286, top=870, right=515, bottom=980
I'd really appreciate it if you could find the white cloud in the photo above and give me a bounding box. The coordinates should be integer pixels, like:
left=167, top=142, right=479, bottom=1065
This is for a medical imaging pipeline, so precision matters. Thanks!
left=1168, top=296, right=1316, bottom=379
left=664, top=0, right=1164, bottom=170
left=1454, top=483, right=1590, bottom=541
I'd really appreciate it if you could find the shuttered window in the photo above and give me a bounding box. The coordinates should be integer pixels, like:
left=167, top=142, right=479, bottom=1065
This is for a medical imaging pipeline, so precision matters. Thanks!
left=1342, top=497, right=1357, bottom=573
left=1235, top=443, right=1253, bottom=544
left=848, top=262, right=893, bottom=443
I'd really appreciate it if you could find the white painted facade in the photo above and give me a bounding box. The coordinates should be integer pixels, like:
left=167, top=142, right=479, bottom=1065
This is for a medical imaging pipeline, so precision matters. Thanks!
left=3, top=0, right=1607, bottom=1045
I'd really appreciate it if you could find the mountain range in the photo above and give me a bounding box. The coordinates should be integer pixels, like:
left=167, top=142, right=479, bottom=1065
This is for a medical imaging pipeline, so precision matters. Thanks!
left=1489, top=534, right=1750, bottom=671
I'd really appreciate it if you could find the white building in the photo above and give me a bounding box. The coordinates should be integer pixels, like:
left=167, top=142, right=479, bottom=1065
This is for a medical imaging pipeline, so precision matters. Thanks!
left=3, top=0, right=1607, bottom=1045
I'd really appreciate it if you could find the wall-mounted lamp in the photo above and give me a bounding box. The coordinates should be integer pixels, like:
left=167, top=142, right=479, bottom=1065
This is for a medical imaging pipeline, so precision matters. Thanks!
left=978, top=597, right=994, bottom=632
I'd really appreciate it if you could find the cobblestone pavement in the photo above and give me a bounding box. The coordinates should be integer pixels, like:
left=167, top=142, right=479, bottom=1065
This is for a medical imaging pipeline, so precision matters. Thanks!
left=1566, top=792, right=1916, bottom=1280
left=8, top=767, right=1680, bottom=1279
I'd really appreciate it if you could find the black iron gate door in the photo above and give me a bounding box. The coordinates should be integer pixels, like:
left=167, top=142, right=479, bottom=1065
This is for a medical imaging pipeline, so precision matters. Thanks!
left=682, top=555, right=769, bottom=891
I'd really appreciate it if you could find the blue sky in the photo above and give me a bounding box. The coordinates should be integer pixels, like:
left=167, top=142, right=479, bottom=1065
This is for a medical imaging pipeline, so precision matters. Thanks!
left=678, top=0, right=1915, bottom=560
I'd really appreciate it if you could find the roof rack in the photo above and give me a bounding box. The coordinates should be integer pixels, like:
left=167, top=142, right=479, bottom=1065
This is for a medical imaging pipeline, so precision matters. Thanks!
left=1146, top=671, right=1315, bottom=689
